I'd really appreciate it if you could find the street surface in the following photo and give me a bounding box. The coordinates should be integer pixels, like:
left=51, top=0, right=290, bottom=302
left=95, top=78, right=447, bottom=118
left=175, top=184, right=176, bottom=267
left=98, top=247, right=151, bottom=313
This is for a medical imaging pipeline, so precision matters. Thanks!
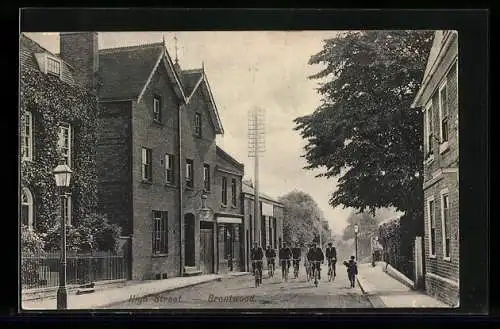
left=104, top=263, right=373, bottom=309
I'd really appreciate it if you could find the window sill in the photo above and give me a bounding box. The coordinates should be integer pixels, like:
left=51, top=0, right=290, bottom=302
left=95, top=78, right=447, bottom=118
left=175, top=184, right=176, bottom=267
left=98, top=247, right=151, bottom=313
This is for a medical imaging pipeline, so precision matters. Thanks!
left=443, top=256, right=451, bottom=262
left=164, top=183, right=176, bottom=189
left=22, top=157, right=33, bottom=162
left=231, top=205, right=238, bottom=209
left=221, top=204, right=227, bottom=208
left=439, top=141, right=449, bottom=154
left=424, top=154, right=434, bottom=165
left=141, top=180, right=153, bottom=185
left=429, top=255, right=437, bottom=259
left=151, top=253, right=168, bottom=258
left=152, top=120, right=163, bottom=126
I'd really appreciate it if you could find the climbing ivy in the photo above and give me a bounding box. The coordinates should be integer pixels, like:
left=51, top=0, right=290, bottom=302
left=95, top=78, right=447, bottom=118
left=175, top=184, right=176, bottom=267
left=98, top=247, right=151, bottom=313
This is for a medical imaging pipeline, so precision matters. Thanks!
left=20, top=66, right=98, bottom=235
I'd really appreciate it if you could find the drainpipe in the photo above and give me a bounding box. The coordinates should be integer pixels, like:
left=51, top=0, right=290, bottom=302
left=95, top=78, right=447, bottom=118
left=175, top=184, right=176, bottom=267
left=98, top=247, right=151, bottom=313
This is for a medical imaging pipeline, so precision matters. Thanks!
left=178, top=102, right=184, bottom=277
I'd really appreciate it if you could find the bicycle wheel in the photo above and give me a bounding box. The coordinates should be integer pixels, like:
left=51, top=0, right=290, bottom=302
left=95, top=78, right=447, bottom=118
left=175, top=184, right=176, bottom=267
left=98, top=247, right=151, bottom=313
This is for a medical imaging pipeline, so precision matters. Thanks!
left=314, top=268, right=319, bottom=287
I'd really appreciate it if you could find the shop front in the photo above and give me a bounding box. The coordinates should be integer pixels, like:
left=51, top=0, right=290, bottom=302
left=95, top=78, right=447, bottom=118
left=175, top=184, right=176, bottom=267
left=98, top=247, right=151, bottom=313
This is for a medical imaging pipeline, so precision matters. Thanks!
left=216, top=215, right=243, bottom=273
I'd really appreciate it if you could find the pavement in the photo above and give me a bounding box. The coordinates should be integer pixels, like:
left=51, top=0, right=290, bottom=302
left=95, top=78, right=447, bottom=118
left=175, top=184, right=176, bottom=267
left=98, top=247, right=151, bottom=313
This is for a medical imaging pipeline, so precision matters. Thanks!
left=356, top=262, right=450, bottom=308
left=101, top=263, right=372, bottom=309
left=21, top=272, right=248, bottom=310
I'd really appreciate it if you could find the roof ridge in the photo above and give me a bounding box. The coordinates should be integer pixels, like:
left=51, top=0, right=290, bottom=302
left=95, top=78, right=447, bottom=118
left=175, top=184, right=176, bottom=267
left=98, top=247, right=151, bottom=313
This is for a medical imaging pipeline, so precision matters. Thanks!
left=20, top=33, right=59, bottom=58
left=99, top=42, right=164, bottom=54
left=182, top=68, right=203, bottom=74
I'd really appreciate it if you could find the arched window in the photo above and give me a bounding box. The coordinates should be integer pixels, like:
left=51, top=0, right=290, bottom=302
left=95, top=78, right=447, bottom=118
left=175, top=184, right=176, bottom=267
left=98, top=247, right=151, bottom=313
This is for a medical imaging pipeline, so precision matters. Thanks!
left=21, top=188, right=34, bottom=230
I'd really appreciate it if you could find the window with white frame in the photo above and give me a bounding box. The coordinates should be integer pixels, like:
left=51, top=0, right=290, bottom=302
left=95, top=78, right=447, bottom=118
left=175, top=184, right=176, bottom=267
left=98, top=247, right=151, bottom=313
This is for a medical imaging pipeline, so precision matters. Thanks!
left=203, top=164, right=210, bottom=191
left=194, top=113, right=202, bottom=137
left=439, top=82, right=449, bottom=143
left=22, top=112, right=33, bottom=161
left=427, top=197, right=436, bottom=257
left=141, top=147, right=152, bottom=182
left=21, top=188, right=34, bottom=230
left=58, top=123, right=72, bottom=166
left=441, top=190, right=451, bottom=260
left=153, top=95, right=161, bottom=122
left=231, top=178, right=237, bottom=206
left=185, top=159, right=194, bottom=188
left=47, top=56, right=61, bottom=76
left=62, top=194, right=72, bottom=226
left=165, top=153, right=174, bottom=185
left=425, top=102, right=433, bottom=157
left=221, top=176, right=228, bottom=206
left=152, top=210, right=168, bottom=254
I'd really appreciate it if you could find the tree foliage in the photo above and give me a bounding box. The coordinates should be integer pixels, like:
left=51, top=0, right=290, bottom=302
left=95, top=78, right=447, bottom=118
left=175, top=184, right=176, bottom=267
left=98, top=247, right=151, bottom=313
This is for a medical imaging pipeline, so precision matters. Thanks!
left=342, top=210, right=382, bottom=241
left=294, top=31, right=433, bottom=216
left=278, top=190, right=329, bottom=246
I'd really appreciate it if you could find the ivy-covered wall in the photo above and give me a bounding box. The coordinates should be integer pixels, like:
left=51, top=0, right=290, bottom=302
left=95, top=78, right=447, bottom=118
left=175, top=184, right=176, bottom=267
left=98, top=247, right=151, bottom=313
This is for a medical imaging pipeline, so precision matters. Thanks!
left=20, top=66, right=98, bottom=234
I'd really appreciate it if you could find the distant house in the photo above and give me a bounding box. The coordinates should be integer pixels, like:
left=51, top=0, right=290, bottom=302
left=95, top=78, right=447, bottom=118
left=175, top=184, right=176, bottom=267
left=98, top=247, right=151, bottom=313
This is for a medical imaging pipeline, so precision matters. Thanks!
left=20, top=33, right=98, bottom=234
left=57, top=32, right=245, bottom=280
left=411, top=30, right=459, bottom=306
left=241, top=180, right=284, bottom=272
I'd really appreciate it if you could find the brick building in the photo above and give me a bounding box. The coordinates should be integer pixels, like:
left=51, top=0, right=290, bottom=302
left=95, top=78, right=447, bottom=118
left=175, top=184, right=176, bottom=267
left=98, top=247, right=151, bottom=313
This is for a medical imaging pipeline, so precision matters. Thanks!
left=412, top=30, right=459, bottom=306
left=20, top=34, right=98, bottom=234
left=58, top=32, right=244, bottom=280
left=241, top=180, right=284, bottom=272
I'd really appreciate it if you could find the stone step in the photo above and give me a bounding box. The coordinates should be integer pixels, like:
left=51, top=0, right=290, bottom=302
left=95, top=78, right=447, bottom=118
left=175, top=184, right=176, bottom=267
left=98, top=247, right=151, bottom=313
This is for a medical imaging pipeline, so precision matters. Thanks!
left=183, top=266, right=203, bottom=277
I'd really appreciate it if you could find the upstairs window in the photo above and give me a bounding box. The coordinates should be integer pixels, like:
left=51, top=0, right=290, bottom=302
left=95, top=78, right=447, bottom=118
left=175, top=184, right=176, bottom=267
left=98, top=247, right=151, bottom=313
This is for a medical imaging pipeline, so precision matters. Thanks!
left=221, top=176, right=227, bottom=206
left=141, top=147, right=152, bottom=182
left=186, top=159, right=194, bottom=188
left=439, top=82, right=449, bottom=143
left=231, top=178, right=237, bottom=206
left=165, top=153, right=175, bottom=185
left=58, top=123, right=72, bottom=166
left=203, top=164, right=211, bottom=191
left=153, top=95, right=161, bottom=123
left=21, top=111, right=33, bottom=161
left=194, top=113, right=202, bottom=137
left=425, top=102, right=433, bottom=157
left=47, top=56, right=61, bottom=76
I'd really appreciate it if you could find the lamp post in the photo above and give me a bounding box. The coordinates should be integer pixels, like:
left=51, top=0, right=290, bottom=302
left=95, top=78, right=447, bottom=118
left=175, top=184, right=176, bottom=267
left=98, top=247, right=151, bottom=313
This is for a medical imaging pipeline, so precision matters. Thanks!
left=53, top=161, right=72, bottom=310
left=354, top=224, right=359, bottom=261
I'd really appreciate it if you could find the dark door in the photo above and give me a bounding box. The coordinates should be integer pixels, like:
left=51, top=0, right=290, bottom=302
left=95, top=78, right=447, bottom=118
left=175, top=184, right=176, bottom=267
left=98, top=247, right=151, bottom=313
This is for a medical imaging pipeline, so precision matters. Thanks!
left=246, top=229, right=250, bottom=271
left=184, top=213, right=195, bottom=267
left=200, top=222, right=214, bottom=274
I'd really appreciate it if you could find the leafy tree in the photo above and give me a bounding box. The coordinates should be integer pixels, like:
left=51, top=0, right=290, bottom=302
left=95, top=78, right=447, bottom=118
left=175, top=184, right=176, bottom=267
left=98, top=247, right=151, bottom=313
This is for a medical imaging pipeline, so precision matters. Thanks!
left=294, top=31, right=433, bottom=226
left=278, top=190, right=329, bottom=246
left=342, top=211, right=382, bottom=241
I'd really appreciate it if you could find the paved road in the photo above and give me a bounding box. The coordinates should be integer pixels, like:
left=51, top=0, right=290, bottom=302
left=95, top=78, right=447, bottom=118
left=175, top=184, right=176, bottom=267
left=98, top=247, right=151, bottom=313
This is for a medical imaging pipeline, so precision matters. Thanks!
left=104, top=263, right=373, bottom=309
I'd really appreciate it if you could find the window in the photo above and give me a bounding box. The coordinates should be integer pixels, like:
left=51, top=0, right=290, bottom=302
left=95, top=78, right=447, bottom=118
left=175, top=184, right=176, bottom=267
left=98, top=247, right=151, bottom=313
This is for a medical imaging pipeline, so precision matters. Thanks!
left=47, top=56, right=61, bottom=76
left=441, top=191, right=451, bottom=260
left=21, top=188, right=34, bottom=230
left=224, top=225, right=233, bottom=259
left=221, top=176, right=227, bottom=205
left=185, top=159, right=194, bottom=188
left=427, top=197, right=436, bottom=257
left=425, top=102, right=433, bottom=157
left=21, top=112, right=33, bottom=161
left=203, top=164, right=210, bottom=191
left=153, top=95, right=161, bottom=122
left=58, top=123, right=72, bottom=166
left=62, top=194, right=72, bottom=226
left=165, top=154, right=174, bottom=185
left=194, top=113, right=202, bottom=137
left=152, top=210, right=168, bottom=254
left=141, top=148, right=152, bottom=182
left=231, top=178, right=237, bottom=206
left=439, top=82, right=449, bottom=143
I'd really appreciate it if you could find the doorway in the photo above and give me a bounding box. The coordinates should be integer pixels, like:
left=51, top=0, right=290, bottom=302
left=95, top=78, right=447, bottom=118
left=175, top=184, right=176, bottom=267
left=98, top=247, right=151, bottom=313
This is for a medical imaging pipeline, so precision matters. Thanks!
left=199, top=221, right=214, bottom=274
left=184, top=213, right=195, bottom=267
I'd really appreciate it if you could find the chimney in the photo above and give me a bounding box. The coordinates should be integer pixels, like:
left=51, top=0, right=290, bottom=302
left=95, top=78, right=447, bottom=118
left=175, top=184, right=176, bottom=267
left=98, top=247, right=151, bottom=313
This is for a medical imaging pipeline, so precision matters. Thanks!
left=60, top=32, right=99, bottom=91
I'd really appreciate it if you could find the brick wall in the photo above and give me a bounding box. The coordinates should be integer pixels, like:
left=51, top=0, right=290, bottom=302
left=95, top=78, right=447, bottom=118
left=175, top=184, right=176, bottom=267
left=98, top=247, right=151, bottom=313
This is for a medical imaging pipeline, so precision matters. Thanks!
left=131, top=63, right=181, bottom=280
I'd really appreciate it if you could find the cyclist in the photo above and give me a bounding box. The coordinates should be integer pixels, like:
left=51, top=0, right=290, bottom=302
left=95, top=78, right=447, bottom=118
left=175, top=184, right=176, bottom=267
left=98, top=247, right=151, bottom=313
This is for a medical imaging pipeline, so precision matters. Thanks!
left=325, top=242, right=337, bottom=278
left=307, top=242, right=324, bottom=280
left=250, top=242, right=264, bottom=283
left=278, top=242, right=292, bottom=280
left=304, top=243, right=312, bottom=280
left=265, top=245, right=276, bottom=276
left=291, top=242, right=302, bottom=278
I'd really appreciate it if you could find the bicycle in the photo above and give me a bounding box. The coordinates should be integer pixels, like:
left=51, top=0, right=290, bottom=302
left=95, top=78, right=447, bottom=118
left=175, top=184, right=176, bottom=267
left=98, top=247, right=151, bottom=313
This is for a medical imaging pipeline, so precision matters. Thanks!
left=305, top=260, right=312, bottom=282
left=327, top=257, right=336, bottom=282
left=310, top=260, right=322, bottom=287
left=267, top=258, right=275, bottom=278
left=280, top=259, right=290, bottom=282
left=292, top=259, right=300, bottom=279
left=252, top=260, right=263, bottom=287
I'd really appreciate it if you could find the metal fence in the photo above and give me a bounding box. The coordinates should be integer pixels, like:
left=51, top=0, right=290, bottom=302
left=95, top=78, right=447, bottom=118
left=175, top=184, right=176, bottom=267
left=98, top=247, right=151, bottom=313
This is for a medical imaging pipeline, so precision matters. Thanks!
left=21, top=251, right=129, bottom=291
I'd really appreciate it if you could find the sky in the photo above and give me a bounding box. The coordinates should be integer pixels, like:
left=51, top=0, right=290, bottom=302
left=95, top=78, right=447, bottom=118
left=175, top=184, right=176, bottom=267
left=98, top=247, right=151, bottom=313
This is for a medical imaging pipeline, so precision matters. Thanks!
left=25, top=31, right=401, bottom=235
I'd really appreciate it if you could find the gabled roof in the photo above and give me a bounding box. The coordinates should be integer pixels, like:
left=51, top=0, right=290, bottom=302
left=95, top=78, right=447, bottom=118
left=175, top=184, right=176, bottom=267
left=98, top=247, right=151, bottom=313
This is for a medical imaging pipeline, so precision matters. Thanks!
left=216, top=146, right=244, bottom=172
left=182, top=68, right=203, bottom=96
left=20, top=33, right=75, bottom=85
left=98, top=42, right=185, bottom=101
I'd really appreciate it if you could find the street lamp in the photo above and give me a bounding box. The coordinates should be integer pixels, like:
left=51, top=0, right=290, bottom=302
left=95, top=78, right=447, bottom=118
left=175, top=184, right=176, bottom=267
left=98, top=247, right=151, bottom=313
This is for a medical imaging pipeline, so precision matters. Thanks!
left=53, top=160, right=72, bottom=310
left=354, top=224, right=359, bottom=261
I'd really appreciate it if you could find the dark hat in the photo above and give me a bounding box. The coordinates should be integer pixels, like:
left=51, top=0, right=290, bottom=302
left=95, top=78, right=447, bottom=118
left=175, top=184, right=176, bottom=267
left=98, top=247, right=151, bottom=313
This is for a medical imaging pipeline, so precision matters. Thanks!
left=351, top=255, right=355, bottom=259
left=328, top=242, right=333, bottom=246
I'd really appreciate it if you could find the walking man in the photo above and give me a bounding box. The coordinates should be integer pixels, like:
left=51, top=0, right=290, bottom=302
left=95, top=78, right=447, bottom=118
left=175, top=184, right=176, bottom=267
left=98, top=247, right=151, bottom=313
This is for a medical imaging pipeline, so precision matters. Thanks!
left=345, top=255, right=358, bottom=288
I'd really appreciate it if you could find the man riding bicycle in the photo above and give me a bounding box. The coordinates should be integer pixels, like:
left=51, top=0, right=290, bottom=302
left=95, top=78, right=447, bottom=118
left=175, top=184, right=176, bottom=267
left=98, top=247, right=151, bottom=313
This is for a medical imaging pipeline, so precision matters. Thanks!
left=250, top=242, right=264, bottom=280
left=291, top=242, right=302, bottom=276
left=278, top=242, right=292, bottom=278
left=265, top=245, right=276, bottom=274
left=325, top=242, right=337, bottom=278
left=306, top=242, right=324, bottom=280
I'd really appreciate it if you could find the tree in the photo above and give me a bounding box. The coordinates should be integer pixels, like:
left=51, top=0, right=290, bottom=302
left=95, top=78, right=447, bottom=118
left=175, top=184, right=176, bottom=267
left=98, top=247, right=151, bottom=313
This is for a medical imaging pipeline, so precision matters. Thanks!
left=342, top=211, right=382, bottom=241
left=278, top=190, right=330, bottom=246
left=294, top=31, right=433, bottom=226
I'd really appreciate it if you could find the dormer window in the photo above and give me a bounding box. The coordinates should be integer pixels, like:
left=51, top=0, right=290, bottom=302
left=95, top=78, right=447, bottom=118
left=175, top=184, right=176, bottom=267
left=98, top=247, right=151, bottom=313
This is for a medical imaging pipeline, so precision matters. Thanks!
left=47, top=56, right=61, bottom=76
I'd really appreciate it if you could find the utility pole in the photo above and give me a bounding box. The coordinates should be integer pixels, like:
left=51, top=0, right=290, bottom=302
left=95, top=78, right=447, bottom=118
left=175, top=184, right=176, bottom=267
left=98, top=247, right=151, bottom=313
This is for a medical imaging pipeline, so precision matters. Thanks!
left=248, top=65, right=265, bottom=247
